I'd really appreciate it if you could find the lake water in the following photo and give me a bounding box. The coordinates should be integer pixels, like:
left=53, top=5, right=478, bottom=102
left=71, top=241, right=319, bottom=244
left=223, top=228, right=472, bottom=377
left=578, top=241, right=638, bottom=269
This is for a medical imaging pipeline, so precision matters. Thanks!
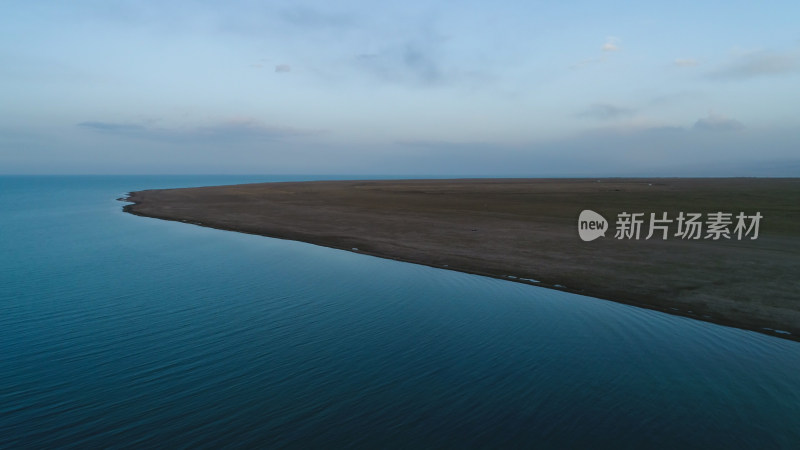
left=1, top=175, right=799, bottom=448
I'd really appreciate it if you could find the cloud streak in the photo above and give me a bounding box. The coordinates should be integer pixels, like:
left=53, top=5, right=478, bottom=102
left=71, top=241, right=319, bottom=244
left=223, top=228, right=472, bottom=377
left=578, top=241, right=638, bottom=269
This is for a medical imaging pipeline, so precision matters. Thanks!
left=383, top=125, right=797, bottom=177
left=78, top=119, right=319, bottom=143
left=692, top=113, right=745, bottom=131
left=279, top=6, right=355, bottom=29
left=577, top=103, right=635, bottom=120
left=674, top=58, right=699, bottom=67
left=707, top=50, right=799, bottom=80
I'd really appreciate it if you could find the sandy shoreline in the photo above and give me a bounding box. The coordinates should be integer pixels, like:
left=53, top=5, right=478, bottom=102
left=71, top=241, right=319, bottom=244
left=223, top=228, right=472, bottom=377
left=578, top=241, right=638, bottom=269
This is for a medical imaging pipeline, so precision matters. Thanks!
left=122, top=178, right=800, bottom=341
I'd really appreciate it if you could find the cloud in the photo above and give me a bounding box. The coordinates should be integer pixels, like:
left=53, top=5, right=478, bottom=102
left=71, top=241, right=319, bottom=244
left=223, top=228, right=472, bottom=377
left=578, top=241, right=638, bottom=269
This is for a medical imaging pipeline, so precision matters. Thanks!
left=692, top=113, right=745, bottom=131
left=275, top=64, right=291, bottom=73
left=212, top=5, right=357, bottom=38
left=570, top=56, right=605, bottom=69
left=382, top=125, right=800, bottom=177
left=78, top=119, right=318, bottom=142
left=77, top=122, right=147, bottom=135
left=602, top=37, right=620, bottom=52
left=571, top=37, right=621, bottom=68
left=707, top=50, right=799, bottom=80
left=580, top=123, right=687, bottom=139
left=355, top=38, right=445, bottom=86
left=674, top=58, right=699, bottom=67
left=647, top=90, right=703, bottom=106
left=577, top=103, right=635, bottom=120
left=279, top=6, right=354, bottom=29
left=601, top=43, right=618, bottom=52
left=195, top=119, right=314, bottom=141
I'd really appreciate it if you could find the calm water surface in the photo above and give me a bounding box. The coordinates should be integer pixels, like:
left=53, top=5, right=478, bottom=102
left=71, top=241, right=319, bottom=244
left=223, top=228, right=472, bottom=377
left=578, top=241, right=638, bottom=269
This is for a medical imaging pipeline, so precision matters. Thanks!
left=1, top=176, right=799, bottom=448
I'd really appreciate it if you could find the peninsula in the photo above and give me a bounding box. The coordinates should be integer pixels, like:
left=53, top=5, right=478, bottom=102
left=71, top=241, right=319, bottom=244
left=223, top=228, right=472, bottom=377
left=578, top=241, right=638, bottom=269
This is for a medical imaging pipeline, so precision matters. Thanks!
left=123, top=178, right=800, bottom=340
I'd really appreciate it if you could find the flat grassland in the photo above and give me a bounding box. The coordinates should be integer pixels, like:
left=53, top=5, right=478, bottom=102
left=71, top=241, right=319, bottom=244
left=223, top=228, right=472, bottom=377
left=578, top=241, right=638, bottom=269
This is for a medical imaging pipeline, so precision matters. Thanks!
left=124, top=178, right=800, bottom=340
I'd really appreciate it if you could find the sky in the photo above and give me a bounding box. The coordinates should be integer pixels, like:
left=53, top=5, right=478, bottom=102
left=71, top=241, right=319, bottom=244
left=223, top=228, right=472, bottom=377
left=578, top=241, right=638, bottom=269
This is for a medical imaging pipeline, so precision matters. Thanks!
left=1, top=0, right=799, bottom=176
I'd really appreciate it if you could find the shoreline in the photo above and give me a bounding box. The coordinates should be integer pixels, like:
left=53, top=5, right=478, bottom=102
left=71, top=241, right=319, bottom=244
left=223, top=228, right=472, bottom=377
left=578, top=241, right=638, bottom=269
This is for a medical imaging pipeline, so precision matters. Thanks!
left=121, top=178, right=800, bottom=341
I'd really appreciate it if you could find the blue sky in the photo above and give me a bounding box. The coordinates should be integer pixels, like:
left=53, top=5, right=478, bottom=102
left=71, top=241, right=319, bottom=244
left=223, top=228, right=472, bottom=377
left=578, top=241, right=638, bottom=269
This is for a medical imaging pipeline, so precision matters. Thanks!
left=1, top=0, right=799, bottom=175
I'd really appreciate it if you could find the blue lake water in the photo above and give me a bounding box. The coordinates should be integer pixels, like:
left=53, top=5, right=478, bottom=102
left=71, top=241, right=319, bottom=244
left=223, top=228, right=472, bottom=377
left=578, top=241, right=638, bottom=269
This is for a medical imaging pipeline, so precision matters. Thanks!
left=1, top=175, right=799, bottom=448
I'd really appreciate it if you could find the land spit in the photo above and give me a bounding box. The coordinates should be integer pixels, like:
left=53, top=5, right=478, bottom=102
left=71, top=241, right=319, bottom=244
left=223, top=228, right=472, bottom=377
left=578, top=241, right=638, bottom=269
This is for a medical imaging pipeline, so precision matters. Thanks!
left=123, top=178, right=800, bottom=340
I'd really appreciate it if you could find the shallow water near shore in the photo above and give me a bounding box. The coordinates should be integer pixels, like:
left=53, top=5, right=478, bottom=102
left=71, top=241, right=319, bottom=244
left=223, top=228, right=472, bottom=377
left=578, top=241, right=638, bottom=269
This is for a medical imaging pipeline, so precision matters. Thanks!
left=1, top=175, right=799, bottom=448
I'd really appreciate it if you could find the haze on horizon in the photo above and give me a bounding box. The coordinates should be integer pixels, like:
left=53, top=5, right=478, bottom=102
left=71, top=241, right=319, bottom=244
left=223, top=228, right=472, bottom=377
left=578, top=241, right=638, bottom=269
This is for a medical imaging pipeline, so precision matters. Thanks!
left=1, top=1, right=799, bottom=176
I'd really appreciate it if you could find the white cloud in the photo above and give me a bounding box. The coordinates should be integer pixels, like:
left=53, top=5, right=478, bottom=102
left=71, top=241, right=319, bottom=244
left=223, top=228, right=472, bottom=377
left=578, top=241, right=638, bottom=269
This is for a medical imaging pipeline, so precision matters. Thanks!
left=275, top=64, right=292, bottom=73
left=602, top=37, right=620, bottom=52
left=571, top=37, right=621, bottom=68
